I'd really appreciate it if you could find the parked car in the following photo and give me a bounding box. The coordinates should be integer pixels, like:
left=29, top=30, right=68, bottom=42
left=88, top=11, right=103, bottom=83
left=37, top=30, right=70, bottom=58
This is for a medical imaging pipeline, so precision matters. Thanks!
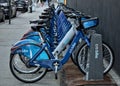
left=0, top=5, right=5, bottom=22
left=0, top=0, right=17, bottom=18
left=15, top=0, right=28, bottom=12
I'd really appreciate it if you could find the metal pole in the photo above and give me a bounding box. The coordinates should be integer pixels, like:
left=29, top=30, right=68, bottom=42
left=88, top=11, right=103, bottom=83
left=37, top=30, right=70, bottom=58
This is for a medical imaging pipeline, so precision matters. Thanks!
left=9, top=0, right=11, bottom=24
left=30, top=0, right=32, bottom=13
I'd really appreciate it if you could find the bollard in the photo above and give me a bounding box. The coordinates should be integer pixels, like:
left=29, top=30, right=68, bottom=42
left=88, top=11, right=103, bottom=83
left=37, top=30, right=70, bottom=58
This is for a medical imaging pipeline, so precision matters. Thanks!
left=85, top=33, right=103, bottom=81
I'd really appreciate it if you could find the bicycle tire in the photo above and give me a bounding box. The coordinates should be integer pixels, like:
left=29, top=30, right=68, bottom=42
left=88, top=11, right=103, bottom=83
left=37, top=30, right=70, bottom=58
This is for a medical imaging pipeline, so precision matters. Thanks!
left=71, top=41, right=85, bottom=65
left=77, top=42, right=114, bottom=75
left=14, top=54, right=41, bottom=74
left=9, top=53, right=48, bottom=83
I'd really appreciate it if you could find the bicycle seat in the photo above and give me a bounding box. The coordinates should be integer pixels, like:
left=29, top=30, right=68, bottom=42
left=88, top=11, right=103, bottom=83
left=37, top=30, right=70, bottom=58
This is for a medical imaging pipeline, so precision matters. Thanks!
left=44, top=7, right=51, bottom=11
left=29, top=19, right=49, bottom=24
left=41, top=12, right=50, bottom=15
left=31, top=24, right=46, bottom=31
left=44, top=9, right=52, bottom=12
left=38, top=19, right=49, bottom=24
left=65, top=14, right=77, bottom=18
left=64, top=11, right=72, bottom=14
left=39, top=15, right=51, bottom=19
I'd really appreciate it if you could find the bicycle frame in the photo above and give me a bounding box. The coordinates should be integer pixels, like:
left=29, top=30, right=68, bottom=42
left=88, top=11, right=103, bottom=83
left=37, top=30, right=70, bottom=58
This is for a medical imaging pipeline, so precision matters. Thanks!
left=28, top=27, right=90, bottom=71
left=11, top=7, right=99, bottom=73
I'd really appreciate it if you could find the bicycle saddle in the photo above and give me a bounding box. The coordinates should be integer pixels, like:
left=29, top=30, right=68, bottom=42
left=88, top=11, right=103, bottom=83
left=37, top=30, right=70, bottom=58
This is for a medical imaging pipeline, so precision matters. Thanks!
left=41, top=12, right=50, bottom=15
left=44, top=9, right=52, bottom=12
left=44, top=7, right=51, bottom=11
left=65, top=14, right=78, bottom=18
left=31, top=25, right=46, bottom=31
left=39, top=15, right=52, bottom=19
left=64, top=11, right=72, bottom=15
left=29, top=19, right=49, bottom=24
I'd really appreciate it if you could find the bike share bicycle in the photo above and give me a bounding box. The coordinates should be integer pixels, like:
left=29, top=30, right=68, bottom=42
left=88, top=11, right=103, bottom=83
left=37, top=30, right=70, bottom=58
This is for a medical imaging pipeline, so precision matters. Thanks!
left=59, top=3, right=114, bottom=75
left=9, top=3, right=114, bottom=83
left=10, top=4, right=73, bottom=82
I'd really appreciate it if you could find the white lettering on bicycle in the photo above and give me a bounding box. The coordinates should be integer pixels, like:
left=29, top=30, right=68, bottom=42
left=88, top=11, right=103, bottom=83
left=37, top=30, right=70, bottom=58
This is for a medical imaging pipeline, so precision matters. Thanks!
left=95, top=44, right=99, bottom=59
left=69, top=43, right=76, bottom=53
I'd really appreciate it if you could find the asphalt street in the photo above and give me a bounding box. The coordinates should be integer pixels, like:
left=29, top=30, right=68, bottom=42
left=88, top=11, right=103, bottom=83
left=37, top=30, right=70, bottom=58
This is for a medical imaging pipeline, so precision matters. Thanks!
left=0, top=5, right=60, bottom=86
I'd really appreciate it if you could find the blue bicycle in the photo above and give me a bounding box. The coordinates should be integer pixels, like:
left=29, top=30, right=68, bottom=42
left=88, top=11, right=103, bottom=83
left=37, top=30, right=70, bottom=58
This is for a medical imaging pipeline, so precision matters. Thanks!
left=9, top=12, right=96, bottom=82
left=9, top=5, right=114, bottom=83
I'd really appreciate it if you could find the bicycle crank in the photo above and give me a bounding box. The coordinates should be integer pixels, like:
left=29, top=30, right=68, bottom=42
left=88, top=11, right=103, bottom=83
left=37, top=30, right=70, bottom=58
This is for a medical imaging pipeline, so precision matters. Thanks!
left=54, top=62, right=59, bottom=79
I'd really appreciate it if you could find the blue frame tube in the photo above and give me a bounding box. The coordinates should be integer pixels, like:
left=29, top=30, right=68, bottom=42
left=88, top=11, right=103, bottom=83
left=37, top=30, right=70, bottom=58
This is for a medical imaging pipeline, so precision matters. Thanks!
left=29, top=43, right=55, bottom=63
left=29, top=30, right=90, bottom=70
left=29, top=44, right=47, bottom=62
left=61, top=30, right=88, bottom=65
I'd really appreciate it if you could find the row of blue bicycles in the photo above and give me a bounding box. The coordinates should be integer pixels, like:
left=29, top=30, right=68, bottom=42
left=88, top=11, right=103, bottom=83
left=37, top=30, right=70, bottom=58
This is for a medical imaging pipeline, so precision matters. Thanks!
left=9, top=3, right=114, bottom=83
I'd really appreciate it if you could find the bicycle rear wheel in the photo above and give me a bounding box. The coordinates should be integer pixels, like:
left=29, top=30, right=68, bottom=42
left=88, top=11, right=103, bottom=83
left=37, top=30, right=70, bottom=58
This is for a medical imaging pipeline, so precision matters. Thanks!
left=9, top=53, right=47, bottom=83
left=77, top=42, right=114, bottom=74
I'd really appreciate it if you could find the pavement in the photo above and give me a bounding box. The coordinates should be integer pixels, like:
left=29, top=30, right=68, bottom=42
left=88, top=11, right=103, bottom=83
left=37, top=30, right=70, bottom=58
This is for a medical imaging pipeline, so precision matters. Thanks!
left=0, top=4, right=60, bottom=86
left=60, top=59, right=117, bottom=86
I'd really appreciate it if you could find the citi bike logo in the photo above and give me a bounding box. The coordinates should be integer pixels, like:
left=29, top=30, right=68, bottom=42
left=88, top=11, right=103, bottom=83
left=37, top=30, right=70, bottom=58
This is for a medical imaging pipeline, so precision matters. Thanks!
left=95, top=44, right=99, bottom=59
left=69, top=43, right=76, bottom=53
left=16, top=49, right=29, bottom=53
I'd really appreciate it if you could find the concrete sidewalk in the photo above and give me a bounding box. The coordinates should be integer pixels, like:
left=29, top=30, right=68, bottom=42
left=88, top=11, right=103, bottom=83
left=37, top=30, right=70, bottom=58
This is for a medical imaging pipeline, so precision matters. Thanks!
left=0, top=5, right=60, bottom=86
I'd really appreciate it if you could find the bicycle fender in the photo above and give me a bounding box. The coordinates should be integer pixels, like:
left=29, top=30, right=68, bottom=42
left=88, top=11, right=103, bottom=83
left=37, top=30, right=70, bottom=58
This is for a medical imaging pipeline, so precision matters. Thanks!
left=11, top=39, right=41, bottom=54
left=21, top=34, right=41, bottom=42
left=22, top=31, right=39, bottom=38
left=10, top=39, right=49, bottom=60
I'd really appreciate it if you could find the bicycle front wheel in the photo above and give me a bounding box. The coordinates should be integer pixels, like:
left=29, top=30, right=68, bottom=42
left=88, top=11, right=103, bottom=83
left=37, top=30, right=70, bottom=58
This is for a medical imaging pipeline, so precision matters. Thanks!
left=77, top=42, right=114, bottom=74
left=9, top=53, right=47, bottom=83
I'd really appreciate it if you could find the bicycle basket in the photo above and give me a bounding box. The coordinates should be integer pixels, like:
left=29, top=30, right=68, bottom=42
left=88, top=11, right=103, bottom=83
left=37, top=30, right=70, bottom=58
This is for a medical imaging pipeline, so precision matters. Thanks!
left=81, top=17, right=99, bottom=29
